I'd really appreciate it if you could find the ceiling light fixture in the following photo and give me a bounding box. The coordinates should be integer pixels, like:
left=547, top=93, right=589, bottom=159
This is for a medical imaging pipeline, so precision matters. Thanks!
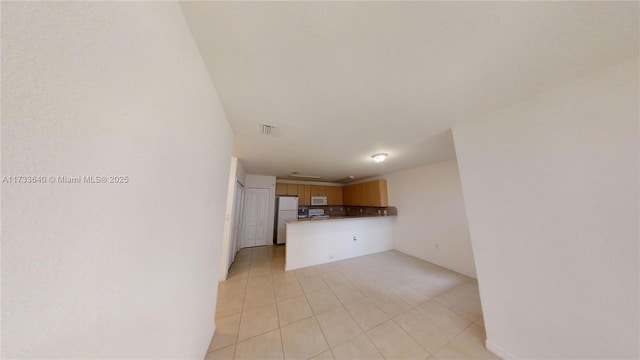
left=290, top=172, right=321, bottom=179
left=335, top=176, right=356, bottom=183
left=371, top=153, right=388, bottom=163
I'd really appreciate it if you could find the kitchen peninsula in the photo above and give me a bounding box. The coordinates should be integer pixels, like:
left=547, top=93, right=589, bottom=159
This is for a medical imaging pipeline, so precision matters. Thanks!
left=285, top=214, right=396, bottom=270
left=276, top=179, right=399, bottom=270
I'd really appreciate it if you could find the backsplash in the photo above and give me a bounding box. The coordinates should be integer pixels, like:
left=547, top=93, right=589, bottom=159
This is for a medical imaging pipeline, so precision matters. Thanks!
left=298, top=205, right=398, bottom=217
left=298, top=205, right=346, bottom=217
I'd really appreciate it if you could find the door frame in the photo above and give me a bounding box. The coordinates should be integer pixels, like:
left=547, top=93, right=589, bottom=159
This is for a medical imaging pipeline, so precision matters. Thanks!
left=229, top=180, right=245, bottom=265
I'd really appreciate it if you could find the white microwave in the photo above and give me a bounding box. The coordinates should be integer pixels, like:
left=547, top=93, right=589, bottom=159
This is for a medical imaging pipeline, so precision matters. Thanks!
left=311, top=196, right=328, bottom=206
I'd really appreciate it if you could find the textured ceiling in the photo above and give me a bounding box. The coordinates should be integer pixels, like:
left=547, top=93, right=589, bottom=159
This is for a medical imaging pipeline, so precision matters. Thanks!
left=181, top=1, right=638, bottom=182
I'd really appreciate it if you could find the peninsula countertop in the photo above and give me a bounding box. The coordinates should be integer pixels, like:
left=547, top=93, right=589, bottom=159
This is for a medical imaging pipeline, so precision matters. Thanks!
left=291, top=214, right=396, bottom=223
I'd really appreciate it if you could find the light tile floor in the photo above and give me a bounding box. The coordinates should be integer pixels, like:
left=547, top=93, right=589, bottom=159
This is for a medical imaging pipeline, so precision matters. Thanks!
left=206, top=246, right=496, bottom=360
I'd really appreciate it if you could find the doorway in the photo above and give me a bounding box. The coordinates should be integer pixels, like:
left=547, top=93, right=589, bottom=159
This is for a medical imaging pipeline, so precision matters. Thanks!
left=228, top=180, right=245, bottom=267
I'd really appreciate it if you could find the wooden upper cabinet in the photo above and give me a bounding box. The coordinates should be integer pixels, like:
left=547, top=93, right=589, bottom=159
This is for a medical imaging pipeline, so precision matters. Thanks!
left=369, top=180, right=388, bottom=206
left=342, top=185, right=352, bottom=205
left=326, top=186, right=343, bottom=205
left=286, top=184, right=298, bottom=196
left=325, top=186, right=333, bottom=204
left=275, top=183, right=287, bottom=196
left=310, top=185, right=326, bottom=196
left=298, top=184, right=310, bottom=205
left=278, top=182, right=389, bottom=207
left=356, top=183, right=366, bottom=205
left=334, top=186, right=343, bottom=205
left=342, top=180, right=388, bottom=206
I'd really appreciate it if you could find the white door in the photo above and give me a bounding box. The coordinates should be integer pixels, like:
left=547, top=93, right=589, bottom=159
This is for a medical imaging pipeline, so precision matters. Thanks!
left=228, top=181, right=245, bottom=267
left=242, top=188, right=270, bottom=248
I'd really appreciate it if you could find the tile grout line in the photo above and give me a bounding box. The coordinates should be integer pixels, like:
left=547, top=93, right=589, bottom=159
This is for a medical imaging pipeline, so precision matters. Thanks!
left=304, top=266, right=356, bottom=358
left=232, top=250, right=254, bottom=353
left=429, top=321, right=478, bottom=358
left=207, top=249, right=251, bottom=357
left=432, top=288, right=483, bottom=324
left=222, top=247, right=483, bottom=360
left=362, top=276, right=424, bottom=357
left=299, top=270, right=334, bottom=356
left=351, top=259, right=409, bottom=359
left=310, top=313, right=333, bottom=359
left=341, top=294, right=387, bottom=359
left=269, top=250, right=287, bottom=360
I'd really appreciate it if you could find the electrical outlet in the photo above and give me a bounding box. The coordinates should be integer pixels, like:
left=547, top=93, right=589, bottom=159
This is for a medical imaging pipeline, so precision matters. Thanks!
left=353, top=236, right=357, bottom=241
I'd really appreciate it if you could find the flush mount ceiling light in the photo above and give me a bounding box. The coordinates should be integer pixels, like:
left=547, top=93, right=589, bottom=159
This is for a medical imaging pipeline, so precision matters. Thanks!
left=371, top=153, right=388, bottom=163
left=290, top=172, right=321, bottom=179
left=335, top=175, right=356, bottom=183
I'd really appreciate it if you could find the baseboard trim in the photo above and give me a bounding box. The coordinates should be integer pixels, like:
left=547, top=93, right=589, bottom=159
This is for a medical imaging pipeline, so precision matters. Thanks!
left=203, top=324, right=216, bottom=357
left=485, top=339, right=515, bottom=359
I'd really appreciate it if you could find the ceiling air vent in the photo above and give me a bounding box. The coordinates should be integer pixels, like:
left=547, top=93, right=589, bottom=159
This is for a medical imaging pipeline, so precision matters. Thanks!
left=261, top=123, right=276, bottom=135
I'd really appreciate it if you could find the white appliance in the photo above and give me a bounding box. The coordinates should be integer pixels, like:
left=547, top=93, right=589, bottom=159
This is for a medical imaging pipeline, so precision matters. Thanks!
left=277, top=196, right=298, bottom=244
left=309, top=208, right=330, bottom=220
left=311, top=196, right=328, bottom=206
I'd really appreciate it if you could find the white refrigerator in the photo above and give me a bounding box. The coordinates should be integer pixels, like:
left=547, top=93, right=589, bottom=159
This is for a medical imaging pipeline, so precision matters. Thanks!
left=277, top=196, right=298, bottom=244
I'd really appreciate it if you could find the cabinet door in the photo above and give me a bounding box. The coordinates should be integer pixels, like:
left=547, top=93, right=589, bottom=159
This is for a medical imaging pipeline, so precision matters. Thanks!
left=343, top=185, right=353, bottom=205
left=356, top=183, right=366, bottom=206
left=376, top=180, right=388, bottom=207
left=342, top=180, right=388, bottom=206
left=365, top=181, right=377, bottom=206
left=286, top=184, right=298, bottom=196
left=341, top=186, right=348, bottom=205
left=310, top=185, right=327, bottom=196
left=325, top=186, right=333, bottom=204
left=329, top=186, right=343, bottom=205
left=348, top=184, right=358, bottom=206
left=298, top=184, right=310, bottom=205
left=305, top=185, right=311, bottom=204
left=326, top=187, right=336, bottom=205
left=275, top=183, right=287, bottom=196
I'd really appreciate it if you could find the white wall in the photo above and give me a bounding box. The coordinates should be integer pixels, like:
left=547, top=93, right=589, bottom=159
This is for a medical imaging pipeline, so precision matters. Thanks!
left=1, top=2, right=232, bottom=358
left=245, top=175, right=277, bottom=246
left=453, top=57, right=639, bottom=359
left=286, top=217, right=393, bottom=270
left=384, top=160, right=476, bottom=278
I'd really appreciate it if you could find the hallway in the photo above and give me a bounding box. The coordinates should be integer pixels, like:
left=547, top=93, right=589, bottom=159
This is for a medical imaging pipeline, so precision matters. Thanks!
left=207, top=246, right=494, bottom=359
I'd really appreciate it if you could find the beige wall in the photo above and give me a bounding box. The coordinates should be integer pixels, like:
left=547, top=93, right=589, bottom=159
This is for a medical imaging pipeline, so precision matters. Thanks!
left=384, top=159, right=476, bottom=278
left=453, top=57, right=639, bottom=358
left=1, top=2, right=233, bottom=357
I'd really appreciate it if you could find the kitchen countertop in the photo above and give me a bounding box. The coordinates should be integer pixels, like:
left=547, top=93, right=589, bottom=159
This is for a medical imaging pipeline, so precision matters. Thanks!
left=290, top=214, right=395, bottom=223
